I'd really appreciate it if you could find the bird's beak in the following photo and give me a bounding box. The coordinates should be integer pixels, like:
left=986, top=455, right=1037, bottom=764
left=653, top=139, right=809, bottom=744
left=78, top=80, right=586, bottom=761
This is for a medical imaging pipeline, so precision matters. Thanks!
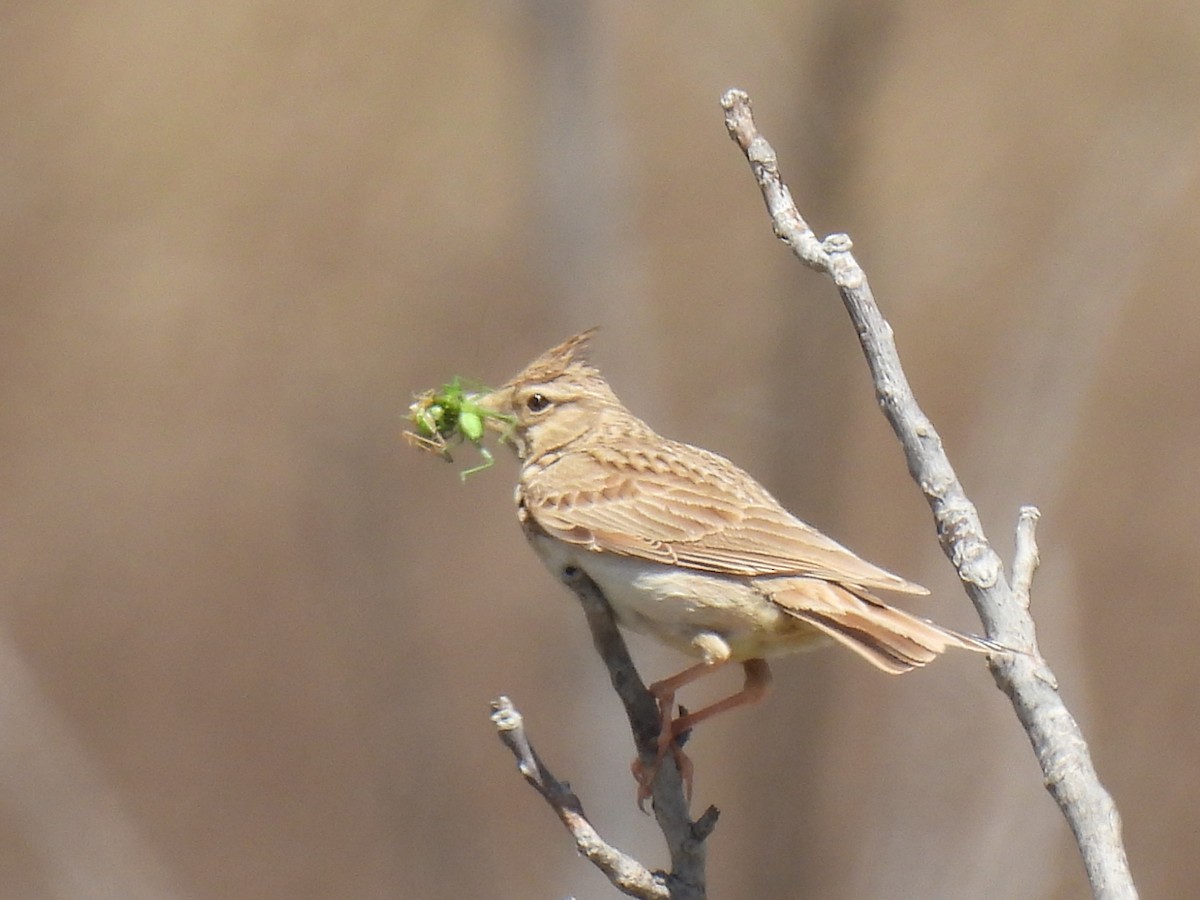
left=473, top=385, right=510, bottom=422
left=473, top=386, right=521, bottom=455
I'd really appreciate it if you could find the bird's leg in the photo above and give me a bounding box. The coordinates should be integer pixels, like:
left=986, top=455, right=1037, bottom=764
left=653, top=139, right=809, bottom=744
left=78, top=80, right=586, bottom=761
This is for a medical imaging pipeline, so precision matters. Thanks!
left=633, top=659, right=722, bottom=809
left=648, top=660, right=726, bottom=761
left=632, top=657, right=773, bottom=808
left=667, top=658, right=773, bottom=742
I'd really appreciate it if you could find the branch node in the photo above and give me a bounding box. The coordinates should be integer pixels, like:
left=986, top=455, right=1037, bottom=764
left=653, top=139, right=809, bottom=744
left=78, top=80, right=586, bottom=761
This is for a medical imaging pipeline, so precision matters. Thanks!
left=1035, top=666, right=1060, bottom=691
left=747, top=136, right=776, bottom=168
left=821, top=232, right=852, bottom=253
left=952, top=542, right=1003, bottom=589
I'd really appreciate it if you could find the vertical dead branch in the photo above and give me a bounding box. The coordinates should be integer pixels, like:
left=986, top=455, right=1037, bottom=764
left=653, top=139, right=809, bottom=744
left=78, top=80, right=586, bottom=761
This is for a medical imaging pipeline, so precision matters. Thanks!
left=721, top=87, right=1136, bottom=900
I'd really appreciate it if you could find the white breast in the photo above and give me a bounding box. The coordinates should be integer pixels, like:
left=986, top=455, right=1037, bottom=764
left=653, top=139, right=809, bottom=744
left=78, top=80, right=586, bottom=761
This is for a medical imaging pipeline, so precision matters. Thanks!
left=525, top=532, right=805, bottom=660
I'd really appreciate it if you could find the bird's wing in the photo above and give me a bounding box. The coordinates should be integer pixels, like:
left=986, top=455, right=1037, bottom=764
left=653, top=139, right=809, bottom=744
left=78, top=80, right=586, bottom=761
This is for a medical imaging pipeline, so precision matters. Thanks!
left=521, top=440, right=927, bottom=594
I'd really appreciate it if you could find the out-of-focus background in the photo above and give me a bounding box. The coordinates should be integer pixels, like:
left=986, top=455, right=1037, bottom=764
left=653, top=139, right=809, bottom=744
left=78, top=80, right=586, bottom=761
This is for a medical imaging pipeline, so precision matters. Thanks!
left=2, top=3, right=1196, bottom=898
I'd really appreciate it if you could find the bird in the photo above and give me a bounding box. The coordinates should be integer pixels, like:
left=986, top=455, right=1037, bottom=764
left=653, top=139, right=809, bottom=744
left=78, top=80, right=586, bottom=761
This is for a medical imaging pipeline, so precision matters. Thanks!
left=477, top=328, right=996, bottom=797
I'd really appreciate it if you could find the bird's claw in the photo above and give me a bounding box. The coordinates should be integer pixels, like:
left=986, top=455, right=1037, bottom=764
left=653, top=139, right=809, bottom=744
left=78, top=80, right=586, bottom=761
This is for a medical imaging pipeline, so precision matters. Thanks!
left=630, top=703, right=695, bottom=811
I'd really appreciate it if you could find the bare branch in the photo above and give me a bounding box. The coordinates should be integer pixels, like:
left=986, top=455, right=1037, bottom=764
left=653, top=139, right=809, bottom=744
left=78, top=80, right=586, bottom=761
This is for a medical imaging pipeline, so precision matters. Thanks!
left=721, top=87, right=1136, bottom=900
left=490, top=697, right=670, bottom=900
left=491, top=567, right=714, bottom=899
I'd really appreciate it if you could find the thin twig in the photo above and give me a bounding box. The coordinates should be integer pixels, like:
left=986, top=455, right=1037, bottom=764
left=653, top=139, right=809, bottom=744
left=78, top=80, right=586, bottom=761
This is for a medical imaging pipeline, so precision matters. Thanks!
left=721, top=87, right=1136, bottom=900
left=490, top=697, right=670, bottom=900
left=1012, top=505, right=1042, bottom=609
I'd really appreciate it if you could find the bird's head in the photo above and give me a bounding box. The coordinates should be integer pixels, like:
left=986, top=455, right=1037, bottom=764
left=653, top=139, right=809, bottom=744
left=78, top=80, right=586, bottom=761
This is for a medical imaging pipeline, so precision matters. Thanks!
left=477, top=328, right=625, bottom=461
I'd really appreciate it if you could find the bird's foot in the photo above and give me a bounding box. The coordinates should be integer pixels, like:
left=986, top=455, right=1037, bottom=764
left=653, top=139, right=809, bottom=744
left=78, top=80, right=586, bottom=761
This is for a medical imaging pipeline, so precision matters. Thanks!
left=631, top=705, right=694, bottom=811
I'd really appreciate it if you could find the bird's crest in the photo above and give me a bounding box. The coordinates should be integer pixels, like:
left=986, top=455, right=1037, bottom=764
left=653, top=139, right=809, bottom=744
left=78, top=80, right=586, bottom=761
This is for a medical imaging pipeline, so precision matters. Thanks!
left=507, top=327, right=601, bottom=387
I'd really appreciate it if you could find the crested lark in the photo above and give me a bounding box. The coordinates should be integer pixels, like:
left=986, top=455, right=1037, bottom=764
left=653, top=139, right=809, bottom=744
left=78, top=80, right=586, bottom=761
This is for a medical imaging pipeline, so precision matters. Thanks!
left=479, top=329, right=995, bottom=791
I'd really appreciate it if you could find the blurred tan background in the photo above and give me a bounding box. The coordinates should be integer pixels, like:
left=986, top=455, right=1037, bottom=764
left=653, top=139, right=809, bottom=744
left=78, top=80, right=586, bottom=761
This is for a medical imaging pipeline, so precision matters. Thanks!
left=2, top=2, right=1197, bottom=898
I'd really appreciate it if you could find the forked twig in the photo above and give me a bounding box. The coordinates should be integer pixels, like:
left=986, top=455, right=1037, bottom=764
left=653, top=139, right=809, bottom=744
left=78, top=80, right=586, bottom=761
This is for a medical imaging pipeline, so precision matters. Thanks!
left=490, top=697, right=671, bottom=899
left=490, top=567, right=715, bottom=899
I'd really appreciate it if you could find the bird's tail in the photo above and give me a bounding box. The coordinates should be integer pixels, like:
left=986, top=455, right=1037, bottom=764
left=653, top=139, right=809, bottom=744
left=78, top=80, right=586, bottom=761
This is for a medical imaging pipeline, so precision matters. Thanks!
left=766, top=578, right=1001, bottom=674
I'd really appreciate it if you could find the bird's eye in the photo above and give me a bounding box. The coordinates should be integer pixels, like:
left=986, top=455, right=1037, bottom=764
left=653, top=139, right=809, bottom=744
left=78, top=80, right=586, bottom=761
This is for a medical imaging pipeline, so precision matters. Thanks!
left=526, top=392, right=551, bottom=413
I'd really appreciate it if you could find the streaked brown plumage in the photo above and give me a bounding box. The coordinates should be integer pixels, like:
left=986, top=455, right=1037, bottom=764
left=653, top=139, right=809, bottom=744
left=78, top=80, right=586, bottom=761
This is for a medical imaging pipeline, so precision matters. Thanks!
left=480, top=328, right=994, bottom=790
